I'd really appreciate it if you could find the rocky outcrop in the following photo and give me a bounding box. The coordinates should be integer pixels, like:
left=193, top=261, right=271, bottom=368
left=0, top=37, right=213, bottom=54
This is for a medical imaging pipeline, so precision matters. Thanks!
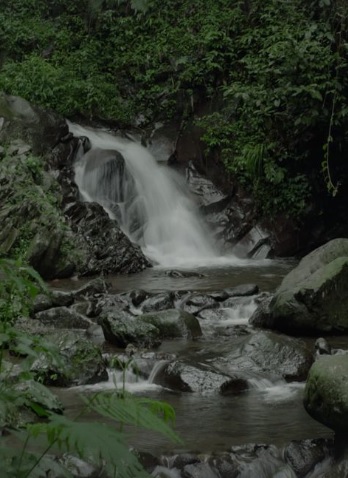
left=304, top=354, right=348, bottom=434
left=0, top=93, right=150, bottom=279
left=269, top=238, right=348, bottom=335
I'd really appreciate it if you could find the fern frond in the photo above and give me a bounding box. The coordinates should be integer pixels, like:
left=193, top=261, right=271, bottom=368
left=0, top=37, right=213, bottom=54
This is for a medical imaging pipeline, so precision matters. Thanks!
left=26, top=414, right=151, bottom=478
left=85, top=392, right=182, bottom=444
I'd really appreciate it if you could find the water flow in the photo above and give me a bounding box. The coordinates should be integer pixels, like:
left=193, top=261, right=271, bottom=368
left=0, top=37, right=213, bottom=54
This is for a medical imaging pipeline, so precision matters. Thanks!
left=69, top=123, right=220, bottom=267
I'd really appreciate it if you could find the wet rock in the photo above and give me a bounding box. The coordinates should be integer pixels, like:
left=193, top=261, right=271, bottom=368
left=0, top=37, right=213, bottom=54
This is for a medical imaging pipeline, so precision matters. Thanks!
left=270, top=238, right=348, bottom=335
left=208, top=456, right=239, bottom=478
left=304, top=354, right=348, bottom=433
left=249, top=295, right=274, bottom=329
left=59, top=454, right=107, bottom=478
left=232, top=226, right=271, bottom=259
left=314, top=337, right=332, bottom=357
left=34, top=306, right=92, bottom=329
left=181, top=293, right=217, bottom=315
left=183, top=462, right=220, bottom=478
left=71, top=300, right=99, bottom=318
left=165, top=270, right=205, bottom=279
left=284, top=438, right=332, bottom=478
left=130, top=289, right=150, bottom=307
left=141, top=292, right=175, bottom=313
left=99, top=308, right=161, bottom=348
left=207, top=290, right=229, bottom=301
left=141, top=309, right=202, bottom=339
left=65, top=193, right=151, bottom=277
left=73, top=278, right=110, bottom=300
left=221, top=331, right=313, bottom=381
left=33, top=294, right=54, bottom=313
left=171, top=454, right=200, bottom=469
left=51, top=290, right=74, bottom=307
left=31, top=330, right=108, bottom=386
left=224, top=284, right=259, bottom=298
left=154, top=361, right=248, bottom=395
left=14, top=380, right=63, bottom=414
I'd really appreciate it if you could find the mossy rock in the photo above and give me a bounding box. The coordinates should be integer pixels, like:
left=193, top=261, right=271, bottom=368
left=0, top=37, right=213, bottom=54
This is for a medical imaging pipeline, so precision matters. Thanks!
left=270, top=239, right=348, bottom=335
left=31, top=331, right=108, bottom=386
left=141, top=309, right=202, bottom=339
left=99, top=309, right=161, bottom=348
left=304, top=355, right=348, bottom=433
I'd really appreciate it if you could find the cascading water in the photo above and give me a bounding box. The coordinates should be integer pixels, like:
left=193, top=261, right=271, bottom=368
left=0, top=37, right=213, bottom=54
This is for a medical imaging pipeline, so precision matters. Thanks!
left=69, top=122, right=220, bottom=267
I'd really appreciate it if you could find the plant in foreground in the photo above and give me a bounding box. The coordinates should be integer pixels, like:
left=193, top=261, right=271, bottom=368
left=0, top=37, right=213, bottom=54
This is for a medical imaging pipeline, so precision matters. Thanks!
left=0, top=259, right=181, bottom=477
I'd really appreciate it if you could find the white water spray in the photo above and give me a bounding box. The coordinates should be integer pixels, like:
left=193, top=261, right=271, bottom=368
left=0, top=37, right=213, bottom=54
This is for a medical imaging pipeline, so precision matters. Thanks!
left=69, top=123, right=221, bottom=267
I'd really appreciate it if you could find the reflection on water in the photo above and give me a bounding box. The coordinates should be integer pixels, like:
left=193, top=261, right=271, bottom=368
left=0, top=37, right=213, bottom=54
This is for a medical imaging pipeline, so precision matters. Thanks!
left=50, top=259, right=296, bottom=294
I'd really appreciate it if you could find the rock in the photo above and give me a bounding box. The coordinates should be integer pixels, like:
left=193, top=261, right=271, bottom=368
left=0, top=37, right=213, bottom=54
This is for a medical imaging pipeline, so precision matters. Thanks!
left=51, top=290, right=74, bottom=307
left=141, top=309, right=202, bottom=339
left=224, top=284, right=259, bottom=298
left=284, top=438, right=332, bottom=478
left=73, top=277, right=110, bottom=299
left=304, top=354, right=348, bottom=433
left=183, top=462, right=220, bottom=478
left=232, top=226, right=271, bottom=259
left=0, top=93, right=68, bottom=155
left=99, top=308, right=161, bottom=348
left=130, top=289, right=149, bottom=307
left=220, top=331, right=313, bottom=381
left=0, top=93, right=152, bottom=279
left=314, top=338, right=332, bottom=357
left=34, top=306, right=92, bottom=329
left=181, top=293, right=217, bottom=315
left=31, top=331, right=108, bottom=386
left=154, top=361, right=248, bottom=395
left=14, top=380, right=63, bottom=414
left=270, top=238, right=348, bottom=335
left=249, top=295, right=274, bottom=329
left=141, top=292, right=175, bottom=313
left=32, top=294, right=54, bottom=313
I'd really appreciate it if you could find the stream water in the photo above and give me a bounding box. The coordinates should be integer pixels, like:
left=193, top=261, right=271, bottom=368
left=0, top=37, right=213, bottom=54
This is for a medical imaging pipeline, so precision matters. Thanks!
left=57, top=124, right=339, bottom=476
left=55, top=264, right=333, bottom=457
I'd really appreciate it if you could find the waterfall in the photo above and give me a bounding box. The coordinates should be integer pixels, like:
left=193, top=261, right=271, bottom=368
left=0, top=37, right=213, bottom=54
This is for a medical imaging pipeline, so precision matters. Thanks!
left=69, top=122, right=220, bottom=267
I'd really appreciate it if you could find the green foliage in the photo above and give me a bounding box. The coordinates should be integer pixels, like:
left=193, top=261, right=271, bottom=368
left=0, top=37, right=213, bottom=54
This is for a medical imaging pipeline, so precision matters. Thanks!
left=0, top=259, right=44, bottom=322
left=0, top=0, right=347, bottom=216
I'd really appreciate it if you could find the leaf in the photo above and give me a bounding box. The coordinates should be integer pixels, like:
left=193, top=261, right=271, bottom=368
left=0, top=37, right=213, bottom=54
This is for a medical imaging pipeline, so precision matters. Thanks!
left=27, top=414, right=151, bottom=478
left=84, top=391, right=182, bottom=444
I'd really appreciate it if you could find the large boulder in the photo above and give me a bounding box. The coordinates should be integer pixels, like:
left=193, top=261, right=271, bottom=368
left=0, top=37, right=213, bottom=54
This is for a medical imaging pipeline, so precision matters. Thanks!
left=214, top=331, right=313, bottom=382
left=269, top=239, right=348, bottom=335
left=31, top=331, right=108, bottom=386
left=99, top=308, right=161, bottom=348
left=304, top=354, right=348, bottom=434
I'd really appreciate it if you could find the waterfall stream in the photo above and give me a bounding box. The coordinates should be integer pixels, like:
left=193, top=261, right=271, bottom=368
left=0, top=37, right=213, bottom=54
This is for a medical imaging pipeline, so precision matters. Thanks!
left=61, top=123, right=337, bottom=477
left=69, top=122, right=223, bottom=267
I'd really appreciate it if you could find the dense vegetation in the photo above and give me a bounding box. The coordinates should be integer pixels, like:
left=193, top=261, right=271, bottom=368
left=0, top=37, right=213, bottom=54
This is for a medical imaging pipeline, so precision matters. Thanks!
left=0, top=0, right=347, bottom=217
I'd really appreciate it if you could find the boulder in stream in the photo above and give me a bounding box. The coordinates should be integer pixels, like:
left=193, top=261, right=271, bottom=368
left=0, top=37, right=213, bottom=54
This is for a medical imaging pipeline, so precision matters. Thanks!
left=218, top=331, right=313, bottom=382
left=269, top=238, right=348, bottom=335
left=141, top=309, right=202, bottom=339
left=154, top=360, right=248, bottom=395
left=99, top=308, right=161, bottom=348
left=31, top=330, right=108, bottom=386
left=304, top=354, right=348, bottom=434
